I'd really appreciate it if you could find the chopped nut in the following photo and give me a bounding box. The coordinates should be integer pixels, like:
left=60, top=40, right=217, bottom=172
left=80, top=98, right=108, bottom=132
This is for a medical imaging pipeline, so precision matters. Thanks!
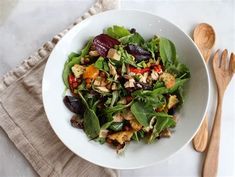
left=107, top=48, right=121, bottom=61
left=89, top=50, right=100, bottom=57
left=111, top=83, right=118, bottom=90
left=160, top=129, right=172, bottom=137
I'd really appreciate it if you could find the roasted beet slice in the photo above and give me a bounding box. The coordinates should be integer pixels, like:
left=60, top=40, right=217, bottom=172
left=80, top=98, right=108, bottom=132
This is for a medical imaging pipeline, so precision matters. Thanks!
left=63, top=96, right=85, bottom=115
left=93, top=34, right=120, bottom=57
left=125, top=44, right=151, bottom=62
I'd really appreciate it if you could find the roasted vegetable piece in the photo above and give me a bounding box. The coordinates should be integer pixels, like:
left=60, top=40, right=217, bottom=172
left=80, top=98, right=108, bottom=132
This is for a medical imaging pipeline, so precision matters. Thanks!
left=83, top=64, right=99, bottom=79
left=93, top=34, right=120, bottom=57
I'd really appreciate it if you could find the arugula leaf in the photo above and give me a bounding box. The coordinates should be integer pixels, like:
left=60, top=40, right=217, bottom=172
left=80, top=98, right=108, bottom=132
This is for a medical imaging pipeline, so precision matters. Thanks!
left=132, top=91, right=166, bottom=109
left=132, top=132, right=139, bottom=141
left=119, top=33, right=144, bottom=45
left=101, top=121, right=113, bottom=130
left=131, top=101, right=155, bottom=127
left=109, top=122, right=124, bottom=131
left=105, top=25, right=131, bottom=39
left=159, top=37, right=176, bottom=66
left=118, top=46, right=138, bottom=67
left=166, top=62, right=190, bottom=79
left=62, top=38, right=93, bottom=88
left=148, top=115, right=176, bottom=143
left=132, top=130, right=145, bottom=142
left=104, top=101, right=132, bottom=115
left=143, top=36, right=159, bottom=59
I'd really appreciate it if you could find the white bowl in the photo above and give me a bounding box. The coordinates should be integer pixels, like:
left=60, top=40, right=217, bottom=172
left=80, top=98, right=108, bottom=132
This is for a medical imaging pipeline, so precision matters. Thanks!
left=42, top=10, right=209, bottom=169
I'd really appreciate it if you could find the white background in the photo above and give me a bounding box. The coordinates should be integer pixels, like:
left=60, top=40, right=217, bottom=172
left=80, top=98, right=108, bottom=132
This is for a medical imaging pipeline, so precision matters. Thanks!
left=0, top=0, right=234, bottom=176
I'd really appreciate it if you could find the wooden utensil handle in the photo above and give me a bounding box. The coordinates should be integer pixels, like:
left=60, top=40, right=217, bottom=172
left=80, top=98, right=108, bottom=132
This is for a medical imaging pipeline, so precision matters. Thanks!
left=202, top=94, right=223, bottom=177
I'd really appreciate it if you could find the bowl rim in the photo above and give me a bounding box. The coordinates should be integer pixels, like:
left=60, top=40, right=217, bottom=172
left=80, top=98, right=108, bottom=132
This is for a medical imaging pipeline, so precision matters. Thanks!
left=42, top=9, right=210, bottom=169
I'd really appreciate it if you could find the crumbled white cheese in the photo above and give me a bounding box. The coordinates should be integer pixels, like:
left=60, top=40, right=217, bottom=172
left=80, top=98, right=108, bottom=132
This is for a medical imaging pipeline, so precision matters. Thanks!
left=71, top=64, right=85, bottom=78
left=151, top=70, right=159, bottom=80
left=139, top=72, right=148, bottom=83
left=124, top=78, right=135, bottom=88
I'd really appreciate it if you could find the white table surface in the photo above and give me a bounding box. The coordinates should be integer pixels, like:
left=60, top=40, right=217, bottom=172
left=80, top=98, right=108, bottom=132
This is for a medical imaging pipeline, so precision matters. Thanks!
left=0, top=0, right=235, bottom=176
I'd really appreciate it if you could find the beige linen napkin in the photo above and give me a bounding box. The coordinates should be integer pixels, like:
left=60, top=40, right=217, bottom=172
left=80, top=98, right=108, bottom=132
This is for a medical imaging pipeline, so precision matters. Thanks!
left=0, top=0, right=119, bottom=176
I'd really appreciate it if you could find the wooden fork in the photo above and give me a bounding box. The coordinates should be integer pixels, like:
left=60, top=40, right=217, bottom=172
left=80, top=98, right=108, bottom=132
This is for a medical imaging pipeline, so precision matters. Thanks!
left=203, top=49, right=235, bottom=177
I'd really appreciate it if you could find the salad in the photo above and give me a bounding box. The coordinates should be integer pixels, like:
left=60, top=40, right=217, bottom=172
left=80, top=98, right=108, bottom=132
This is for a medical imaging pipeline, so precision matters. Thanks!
left=62, top=25, right=190, bottom=153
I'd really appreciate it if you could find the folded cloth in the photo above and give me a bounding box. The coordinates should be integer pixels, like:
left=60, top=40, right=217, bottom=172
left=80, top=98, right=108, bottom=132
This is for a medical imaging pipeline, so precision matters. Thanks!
left=0, top=0, right=119, bottom=176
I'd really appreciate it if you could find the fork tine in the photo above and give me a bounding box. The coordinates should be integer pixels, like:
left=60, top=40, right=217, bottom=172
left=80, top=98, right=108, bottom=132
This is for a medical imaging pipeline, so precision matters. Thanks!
left=229, top=52, right=235, bottom=73
left=220, top=49, right=228, bottom=70
left=213, top=49, right=220, bottom=69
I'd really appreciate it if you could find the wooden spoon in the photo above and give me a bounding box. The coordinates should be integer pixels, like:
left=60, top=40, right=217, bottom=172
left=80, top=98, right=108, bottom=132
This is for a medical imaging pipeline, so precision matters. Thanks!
left=192, top=23, right=216, bottom=152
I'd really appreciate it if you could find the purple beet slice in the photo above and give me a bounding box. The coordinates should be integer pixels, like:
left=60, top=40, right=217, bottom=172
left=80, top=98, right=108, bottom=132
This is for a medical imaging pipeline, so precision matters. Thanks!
left=93, top=34, right=120, bottom=57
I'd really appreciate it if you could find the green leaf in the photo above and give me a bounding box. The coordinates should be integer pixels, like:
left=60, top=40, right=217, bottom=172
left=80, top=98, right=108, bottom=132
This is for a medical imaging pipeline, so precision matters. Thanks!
left=101, top=121, right=113, bottom=130
left=94, top=57, right=104, bottom=70
left=130, top=101, right=155, bottom=127
left=159, top=37, right=176, bottom=66
left=62, top=38, right=93, bottom=88
left=104, top=101, right=132, bottom=115
left=118, top=46, right=138, bottom=67
left=68, top=52, right=79, bottom=62
left=166, top=62, right=190, bottom=79
left=131, top=132, right=139, bottom=142
left=109, top=122, right=124, bottom=131
left=77, top=91, right=101, bottom=139
left=95, top=137, right=106, bottom=144
left=103, top=60, right=109, bottom=72
left=83, top=108, right=100, bottom=139
left=142, top=36, right=159, bottom=59
left=151, top=78, right=189, bottom=95
left=148, top=115, right=176, bottom=143
left=119, top=33, right=144, bottom=45
left=105, top=25, right=131, bottom=39
left=132, top=90, right=166, bottom=109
